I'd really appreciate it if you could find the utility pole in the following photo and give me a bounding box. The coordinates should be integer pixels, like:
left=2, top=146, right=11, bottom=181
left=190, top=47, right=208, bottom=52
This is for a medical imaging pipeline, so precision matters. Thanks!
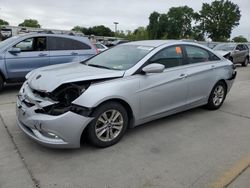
left=113, top=22, right=119, bottom=38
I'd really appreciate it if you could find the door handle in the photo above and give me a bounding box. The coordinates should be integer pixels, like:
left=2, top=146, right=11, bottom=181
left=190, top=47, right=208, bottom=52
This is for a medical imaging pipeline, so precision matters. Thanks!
left=179, top=73, right=187, bottom=79
left=211, top=65, right=215, bottom=69
left=38, top=53, right=47, bottom=57
left=71, top=52, right=78, bottom=55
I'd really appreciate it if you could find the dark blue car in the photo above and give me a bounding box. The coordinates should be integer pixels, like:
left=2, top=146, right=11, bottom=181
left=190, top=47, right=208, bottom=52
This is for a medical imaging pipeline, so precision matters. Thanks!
left=0, top=33, right=97, bottom=91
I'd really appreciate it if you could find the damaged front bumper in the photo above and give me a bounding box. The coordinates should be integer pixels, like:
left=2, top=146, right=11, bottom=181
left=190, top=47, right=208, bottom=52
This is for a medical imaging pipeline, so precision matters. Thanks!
left=16, top=82, right=93, bottom=148
left=225, top=69, right=237, bottom=93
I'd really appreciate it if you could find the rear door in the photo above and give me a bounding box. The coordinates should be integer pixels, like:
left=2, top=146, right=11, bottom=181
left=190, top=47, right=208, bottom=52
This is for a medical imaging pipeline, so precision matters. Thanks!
left=48, top=36, right=79, bottom=65
left=5, top=36, right=50, bottom=79
left=183, top=45, right=221, bottom=106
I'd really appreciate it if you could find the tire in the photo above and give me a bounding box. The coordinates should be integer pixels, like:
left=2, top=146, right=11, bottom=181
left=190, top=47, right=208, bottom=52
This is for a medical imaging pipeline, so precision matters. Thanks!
left=206, top=81, right=227, bottom=110
left=242, top=57, right=249, bottom=67
left=0, top=75, right=4, bottom=92
left=87, top=102, right=128, bottom=148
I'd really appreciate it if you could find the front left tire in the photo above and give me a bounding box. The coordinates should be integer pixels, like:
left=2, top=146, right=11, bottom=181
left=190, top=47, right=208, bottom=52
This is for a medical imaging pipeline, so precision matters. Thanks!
left=87, top=102, right=128, bottom=148
left=242, top=57, right=249, bottom=67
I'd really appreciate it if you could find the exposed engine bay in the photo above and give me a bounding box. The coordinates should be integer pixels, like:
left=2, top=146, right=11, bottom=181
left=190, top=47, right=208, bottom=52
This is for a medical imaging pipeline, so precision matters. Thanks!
left=32, top=77, right=119, bottom=116
left=34, top=82, right=91, bottom=116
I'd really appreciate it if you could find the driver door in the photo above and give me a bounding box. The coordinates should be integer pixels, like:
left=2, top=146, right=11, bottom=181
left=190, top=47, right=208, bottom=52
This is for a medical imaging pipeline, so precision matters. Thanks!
left=5, top=36, right=50, bottom=79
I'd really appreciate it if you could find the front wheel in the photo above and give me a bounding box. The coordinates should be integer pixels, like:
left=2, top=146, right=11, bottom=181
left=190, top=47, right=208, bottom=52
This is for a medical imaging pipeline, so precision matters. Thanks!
left=87, top=102, right=128, bottom=148
left=206, top=81, right=227, bottom=110
left=242, top=58, right=249, bottom=67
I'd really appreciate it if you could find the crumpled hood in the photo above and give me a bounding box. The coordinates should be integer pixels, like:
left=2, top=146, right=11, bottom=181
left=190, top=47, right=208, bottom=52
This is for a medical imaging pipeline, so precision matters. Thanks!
left=214, top=50, right=231, bottom=57
left=27, top=62, right=125, bottom=92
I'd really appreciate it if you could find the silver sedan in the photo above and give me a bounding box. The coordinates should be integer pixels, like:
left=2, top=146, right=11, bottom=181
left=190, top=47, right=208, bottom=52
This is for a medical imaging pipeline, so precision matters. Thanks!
left=16, top=40, right=237, bottom=148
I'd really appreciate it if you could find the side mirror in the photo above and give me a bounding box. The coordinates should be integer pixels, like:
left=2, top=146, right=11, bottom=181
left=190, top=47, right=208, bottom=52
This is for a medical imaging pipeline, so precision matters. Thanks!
left=235, top=49, right=240, bottom=52
left=8, top=47, right=21, bottom=54
left=142, top=63, right=165, bottom=74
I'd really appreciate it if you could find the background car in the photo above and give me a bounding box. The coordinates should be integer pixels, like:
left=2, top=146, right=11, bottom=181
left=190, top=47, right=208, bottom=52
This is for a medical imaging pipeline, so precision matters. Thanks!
left=106, top=39, right=129, bottom=47
left=16, top=41, right=236, bottom=148
left=93, top=42, right=108, bottom=53
left=0, top=33, right=97, bottom=91
left=213, top=43, right=249, bottom=66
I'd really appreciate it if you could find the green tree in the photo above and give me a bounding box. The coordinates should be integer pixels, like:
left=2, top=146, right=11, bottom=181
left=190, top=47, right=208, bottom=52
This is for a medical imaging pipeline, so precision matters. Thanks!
left=0, top=19, right=9, bottom=26
left=18, top=19, right=41, bottom=28
left=191, top=26, right=205, bottom=41
left=72, top=26, right=89, bottom=35
left=198, top=0, right=241, bottom=41
left=90, top=25, right=114, bottom=36
left=158, top=14, right=168, bottom=39
left=72, top=26, right=84, bottom=32
left=72, top=25, right=114, bottom=36
left=116, top=30, right=127, bottom=38
left=232, top=35, right=248, bottom=42
left=132, top=27, right=149, bottom=41
left=147, top=11, right=161, bottom=39
left=166, top=6, right=194, bottom=39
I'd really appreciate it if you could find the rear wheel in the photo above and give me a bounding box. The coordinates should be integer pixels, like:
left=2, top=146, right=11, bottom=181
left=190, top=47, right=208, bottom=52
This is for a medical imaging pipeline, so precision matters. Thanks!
left=0, top=75, right=4, bottom=92
left=87, top=102, right=128, bottom=147
left=206, top=81, right=227, bottom=110
left=242, top=57, right=249, bottom=67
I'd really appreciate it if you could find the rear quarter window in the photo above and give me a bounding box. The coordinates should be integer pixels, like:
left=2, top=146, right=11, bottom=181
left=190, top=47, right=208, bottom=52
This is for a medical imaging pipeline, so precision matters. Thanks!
left=185, top=45, right=220, bottom=64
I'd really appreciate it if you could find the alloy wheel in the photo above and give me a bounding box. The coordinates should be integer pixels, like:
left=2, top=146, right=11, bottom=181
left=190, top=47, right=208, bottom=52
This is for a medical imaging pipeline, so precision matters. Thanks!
left=95, top=110, right=124, bottom=142
left=212, top=85, right=225, bottom=106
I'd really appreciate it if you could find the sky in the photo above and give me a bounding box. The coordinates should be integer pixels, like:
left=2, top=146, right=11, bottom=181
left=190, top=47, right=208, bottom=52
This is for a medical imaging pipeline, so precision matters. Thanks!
left=0, top=0, right=249, bottom=39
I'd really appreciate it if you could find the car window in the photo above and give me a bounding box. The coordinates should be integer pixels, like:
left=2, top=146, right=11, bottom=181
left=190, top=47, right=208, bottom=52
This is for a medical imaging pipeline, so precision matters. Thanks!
left=86, top=45, right=153, bottom=70
left=236, top=45, right=245, bottom=51
left=185, top=45, right=210, bottom=64
left=149, top=46, right=184, bottom=68
left=48, top=37, right=91, bottom=51
left=95, top=43, right=104, bottom=49
left=240, top=44, right=246, bottom=51
left=14, top=37, right=47, bottom=52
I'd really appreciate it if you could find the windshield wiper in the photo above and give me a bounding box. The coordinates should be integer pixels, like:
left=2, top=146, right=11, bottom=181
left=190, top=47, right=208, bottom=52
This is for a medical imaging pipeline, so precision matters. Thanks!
left=87, top=64, right=113, bottom=70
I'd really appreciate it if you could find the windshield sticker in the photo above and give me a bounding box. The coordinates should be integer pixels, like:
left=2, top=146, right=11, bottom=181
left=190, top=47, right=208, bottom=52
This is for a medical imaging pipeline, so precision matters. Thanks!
left=137, top=46, right=154, bottom=51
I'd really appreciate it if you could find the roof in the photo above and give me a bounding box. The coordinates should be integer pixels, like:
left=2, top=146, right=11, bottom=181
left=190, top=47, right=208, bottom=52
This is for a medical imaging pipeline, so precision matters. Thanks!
left=123, top=40, right=181, bottom=47
left=12, top=33, right=88, bottom=40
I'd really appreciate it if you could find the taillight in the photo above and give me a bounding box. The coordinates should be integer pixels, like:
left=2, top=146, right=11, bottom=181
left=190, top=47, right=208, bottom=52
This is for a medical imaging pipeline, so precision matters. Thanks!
left=94, top=45, right=99, bottom=54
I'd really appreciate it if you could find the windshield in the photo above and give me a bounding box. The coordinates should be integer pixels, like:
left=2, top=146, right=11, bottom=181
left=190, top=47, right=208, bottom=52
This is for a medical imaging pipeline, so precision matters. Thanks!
left=0, top=36, right=20, bottom=49
left=85, top=45, right=154, bottom=70
left=213, top=43, right=236, bottom=51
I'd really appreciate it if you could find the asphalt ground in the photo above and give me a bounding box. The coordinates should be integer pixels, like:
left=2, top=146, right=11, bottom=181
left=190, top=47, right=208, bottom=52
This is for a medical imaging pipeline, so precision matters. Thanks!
left=0, top=66, right=250, bottom=188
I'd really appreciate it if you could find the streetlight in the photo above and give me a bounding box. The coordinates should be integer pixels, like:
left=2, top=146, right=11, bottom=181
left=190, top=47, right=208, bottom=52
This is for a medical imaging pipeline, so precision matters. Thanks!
left=113, top=22, right=119, bottom=37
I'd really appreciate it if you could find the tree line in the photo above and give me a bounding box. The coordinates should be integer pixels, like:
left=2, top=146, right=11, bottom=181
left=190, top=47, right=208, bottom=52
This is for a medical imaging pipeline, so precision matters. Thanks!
left=0, top=0, right=248, bottom=42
